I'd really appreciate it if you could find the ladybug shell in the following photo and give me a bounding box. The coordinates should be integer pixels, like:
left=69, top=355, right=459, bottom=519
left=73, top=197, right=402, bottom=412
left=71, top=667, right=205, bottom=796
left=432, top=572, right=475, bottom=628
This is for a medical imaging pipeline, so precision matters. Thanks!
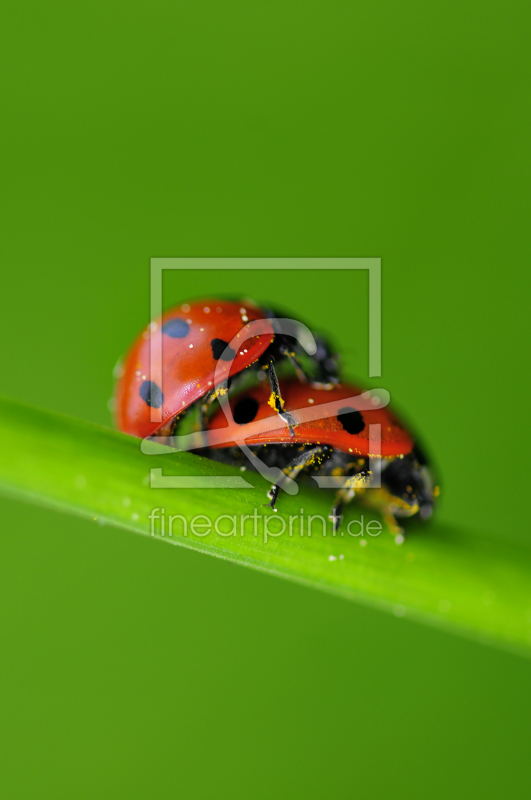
left=115, top=300, right=274, bottom=438
left=207, top=380, right=414, bottom=458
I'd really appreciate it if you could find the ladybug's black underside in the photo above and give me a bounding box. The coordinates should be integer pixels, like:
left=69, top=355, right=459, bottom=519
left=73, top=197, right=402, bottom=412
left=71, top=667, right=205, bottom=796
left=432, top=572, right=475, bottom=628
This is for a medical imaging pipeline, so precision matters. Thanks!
left=261, top=305, right=340, bottom=388
left=202, top=443, right=435, bottom=528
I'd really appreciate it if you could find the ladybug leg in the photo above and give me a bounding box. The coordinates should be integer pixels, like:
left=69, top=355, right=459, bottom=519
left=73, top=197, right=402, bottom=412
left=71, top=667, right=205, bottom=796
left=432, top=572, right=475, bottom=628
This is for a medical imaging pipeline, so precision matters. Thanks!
left=154, top=412, right=183, bottom=446
left=264, top=484, right=281, bottom=509
left=278, top=337, right=340, bottom=390
left=383, top=512, right=406, bottom=542
left=330, top=467, right=372, bottom=532
left=277, top=344, right=308, bottom=384
left=264, top=445, right=331, bottom=509
left=199, top=391, right=215, bottom=431
left=261, top=307, right=339, bottom=386
left=328, top=503, right=343, bottom=534
left=331, top=484, right=356, bottom=532
left=169, top=413, right=181, bottom=438
left=198, top=380, right=229, bottom=430
left=266, top=357, right=298, bottom=437
left=313, top=334, right=340, bottom=388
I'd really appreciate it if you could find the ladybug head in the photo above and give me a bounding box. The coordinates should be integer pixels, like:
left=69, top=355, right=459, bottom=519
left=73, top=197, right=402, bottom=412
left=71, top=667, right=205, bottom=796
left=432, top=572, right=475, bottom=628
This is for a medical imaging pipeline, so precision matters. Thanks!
left=382, top=450, right=435, bottom=520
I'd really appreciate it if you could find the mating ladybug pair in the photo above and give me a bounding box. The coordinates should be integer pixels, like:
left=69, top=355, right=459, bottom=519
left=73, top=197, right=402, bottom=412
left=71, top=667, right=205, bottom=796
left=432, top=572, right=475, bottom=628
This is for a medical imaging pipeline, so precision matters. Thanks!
left=115, top=298, right=438, bottom=538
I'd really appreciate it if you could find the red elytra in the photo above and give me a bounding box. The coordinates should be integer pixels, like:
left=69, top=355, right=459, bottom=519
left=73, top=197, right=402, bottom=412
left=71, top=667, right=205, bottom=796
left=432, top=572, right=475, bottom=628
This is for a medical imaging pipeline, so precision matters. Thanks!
left=207, top=380, right=414, bottom=458
left=115, top=300, right=274, bottom=439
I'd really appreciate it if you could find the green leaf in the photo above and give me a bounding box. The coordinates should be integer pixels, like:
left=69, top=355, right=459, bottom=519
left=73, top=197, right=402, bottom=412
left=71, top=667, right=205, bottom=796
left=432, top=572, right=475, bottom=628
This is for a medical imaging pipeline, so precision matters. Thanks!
left=1, top=393, right=530, bottom=656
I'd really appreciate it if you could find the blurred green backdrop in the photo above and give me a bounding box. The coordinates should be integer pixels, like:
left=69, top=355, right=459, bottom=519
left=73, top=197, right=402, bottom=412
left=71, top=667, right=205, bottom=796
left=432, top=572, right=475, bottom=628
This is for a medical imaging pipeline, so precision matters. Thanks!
left=1, top=1, right=530, bottom=797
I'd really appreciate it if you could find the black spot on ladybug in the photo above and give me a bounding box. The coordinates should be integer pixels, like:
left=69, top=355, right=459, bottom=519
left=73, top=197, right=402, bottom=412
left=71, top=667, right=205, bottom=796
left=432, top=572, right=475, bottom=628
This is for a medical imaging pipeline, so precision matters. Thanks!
left=211, top=338, right=236, bottom=361
left=233, top=397, right=259, bottom=425
left=338, top=406, right=365, bottom=435
left=162, top=318, right=190, bottom=338
left=139, top=380, right=164, bottom=408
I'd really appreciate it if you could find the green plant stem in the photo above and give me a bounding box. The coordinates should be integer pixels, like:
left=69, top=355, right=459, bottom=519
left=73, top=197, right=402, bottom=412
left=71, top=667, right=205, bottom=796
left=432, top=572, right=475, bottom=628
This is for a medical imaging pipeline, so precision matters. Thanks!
left=1, top=394, right=530, bottom=656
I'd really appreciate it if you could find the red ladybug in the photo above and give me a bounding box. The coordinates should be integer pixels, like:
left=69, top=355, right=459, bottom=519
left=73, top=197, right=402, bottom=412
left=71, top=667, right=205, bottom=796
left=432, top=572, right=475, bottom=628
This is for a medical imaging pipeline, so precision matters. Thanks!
left=205, top=379, right=438, bottom=538
left=115, top=299, right=338, bottom=439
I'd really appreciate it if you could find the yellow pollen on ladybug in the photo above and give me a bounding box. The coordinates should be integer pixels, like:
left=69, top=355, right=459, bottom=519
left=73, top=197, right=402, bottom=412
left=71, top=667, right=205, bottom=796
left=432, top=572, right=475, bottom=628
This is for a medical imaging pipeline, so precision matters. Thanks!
left=268, top=392, right=284, bottom=410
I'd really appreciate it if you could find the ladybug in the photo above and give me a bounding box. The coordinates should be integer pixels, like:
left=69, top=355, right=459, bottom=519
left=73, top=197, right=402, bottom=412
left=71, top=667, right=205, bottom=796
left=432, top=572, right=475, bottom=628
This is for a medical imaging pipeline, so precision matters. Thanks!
left=114, top=299, right=339, bottom=440
left=204, top=378, right=438, bottom=538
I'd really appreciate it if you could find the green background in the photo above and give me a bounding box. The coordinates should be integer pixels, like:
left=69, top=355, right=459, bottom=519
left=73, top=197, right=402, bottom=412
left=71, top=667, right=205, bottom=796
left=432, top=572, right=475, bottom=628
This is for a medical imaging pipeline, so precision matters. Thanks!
left=1, top=1, right=530, bottom=797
